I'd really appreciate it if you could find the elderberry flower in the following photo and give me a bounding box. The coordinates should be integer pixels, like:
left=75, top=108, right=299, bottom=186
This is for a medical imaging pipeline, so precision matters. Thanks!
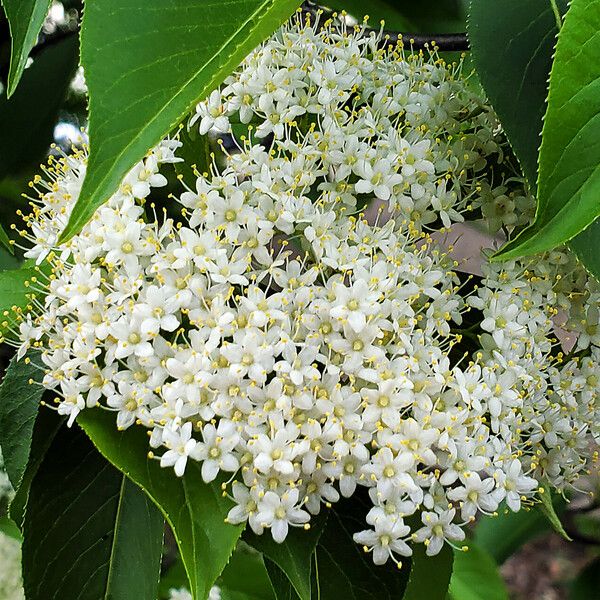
left=10, top=14, right=600, bottom=567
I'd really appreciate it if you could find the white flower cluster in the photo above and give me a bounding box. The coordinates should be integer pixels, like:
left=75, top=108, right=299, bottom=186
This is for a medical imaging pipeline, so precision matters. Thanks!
left=13, top=15, right=600, bottom=565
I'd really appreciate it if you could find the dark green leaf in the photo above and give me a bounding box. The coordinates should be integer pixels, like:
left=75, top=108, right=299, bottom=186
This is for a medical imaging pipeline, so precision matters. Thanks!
left=61, top=0, right=302, bottom=241
left=246, top=511, right=328, bottom=600
left=538, top=487, right=571, bottom=541
left=9, top=407, right=62, bottom=529
left=79, top=409, right=244, bottom=600
left=402, top=542, right=453, bottom=600
left=219, top=544, right=276, bottom=600
left=22, top=424, right=164, bottom=600
left=570, top=219, right=600, bottom=281
left=264, top=560, right=299, bottom=600
left=174, top=125, right=213, bottom=185
left=0, top=351, right=43, bottom=488
left=258, top=496, right=412, bottom=600
left=448, top=544, right=508, bottom=600
left=158, top=558, right=189, bottom=600
left=0, top=34, right=79, bottom=178
left=570, top=556, right=600, bottom=599
left=0, top=0, right=52, bottom=96
left=474, top=505, right=552, bottom=564
left=494, top=0, right=600, bottom=260
left=468, top=0, right=566, bottom=189
left=314, top=510, right=410, bottom=600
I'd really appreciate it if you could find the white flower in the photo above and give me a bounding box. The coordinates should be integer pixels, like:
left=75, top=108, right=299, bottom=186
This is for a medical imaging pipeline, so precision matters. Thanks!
left=191, top=89, right=232, bottom=135
left=160, top=422, right=198, bottom=477
left=255, top=489, right=309, bottom=543
left=493, top=460, right=538, bottom=512
left=354, top=516, right=412, bottom=565
left=413, top=509, right=465, bottom=556
left=193, top=421, right=240, bottom=482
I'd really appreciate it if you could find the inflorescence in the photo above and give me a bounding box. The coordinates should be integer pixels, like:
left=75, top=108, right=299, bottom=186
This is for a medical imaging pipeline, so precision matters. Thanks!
left=9, top=14, right=600, bottom=564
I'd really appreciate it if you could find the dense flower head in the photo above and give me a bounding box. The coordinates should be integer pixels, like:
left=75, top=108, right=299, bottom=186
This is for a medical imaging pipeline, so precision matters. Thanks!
left=11, top=14, right=600, bottom=564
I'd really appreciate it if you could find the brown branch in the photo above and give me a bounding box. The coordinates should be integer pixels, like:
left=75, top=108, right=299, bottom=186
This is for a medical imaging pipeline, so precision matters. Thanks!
left=302, top=1, right=469, bottom=52
left=379, top=31, right=469, bottom=52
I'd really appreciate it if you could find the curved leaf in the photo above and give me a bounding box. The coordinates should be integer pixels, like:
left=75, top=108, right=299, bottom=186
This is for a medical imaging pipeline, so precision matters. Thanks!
left=0, top=351, right=43, bottom=488
left=494, top=0, right=600, bottom=260
left=448, top=544, right=508, bottom=600
left=219, top=545, right=276, bottom=600
left=246, top=512, right=327, bottom=600
left=9, top=407, right=62, bottom=529
left=255, top=497, right=411, bottom=600
left=0, top=264, right=44, bottom=337
left=0, top=33, right=79, bottom=179
left=402, top=542, right=454, bottom=600
left=570, top=219, right=600, bottom=280
left=468, top=0, right=566, bottom=189
left=538, top=486, right=571, bottom=541
left=22, top=424, right=164, bottom=600
left=474, top=506, right=550, bottom=564
left=0, top=224, right=14, bottom=255
left=60, top=0, right=302, bottom=242
left=79, top=409, right=244, bottom=600
left=314, top=510, right=410, bottom=600
left=0, top=0, right=52, bottom=97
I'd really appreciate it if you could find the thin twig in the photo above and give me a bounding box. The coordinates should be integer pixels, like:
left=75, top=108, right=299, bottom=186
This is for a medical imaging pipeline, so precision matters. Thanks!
left=302, top=1, right=469, bottom=51
left=379, top=31, right=469, bottom=52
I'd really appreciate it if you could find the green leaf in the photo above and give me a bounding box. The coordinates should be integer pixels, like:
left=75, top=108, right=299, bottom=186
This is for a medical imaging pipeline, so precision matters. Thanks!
left=570, top=219, right=600, bottom=281
left=468, top=0, right=566, bottom=190
left=314, top=509, right=410, bottom=600
left=570, top=556, right=600, bottom=599
left=22, top=424, right=164, bottom=600
left=448, top=544, right=508, bottom=600
left=474, top=505, right=553, bottom=564
left=0, top=266, right=37, bottom=337
left=0, top=34, right=79, bottom=179
left=402, top=542, right=454, bottom=600
left=246, top=512, right=328, bottom=600
left=538, top=487, right=571, bottom=541
left=9, top=407, right=62, bottom=529
left=494, top=0, right=600, bottom=260
left=60, top=0, right=302, bottom=242
left=159, top=543, right=274, bottom=600
left=79, top=409, right=244, bottom=600
left=159, top=558, right=189, bottom=600
left=258, top=497, right=412, bottom=600
left=0, top=351, right=43, bottom=488
left=174, top=125, right=213, bottom=185
left=0, top=224, right=14, bottom=255
left=0, top=515, right=22, bottom=541
left=0, top=0, right=52, bottom=97
left=219, top=544, right=276, bottom=600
